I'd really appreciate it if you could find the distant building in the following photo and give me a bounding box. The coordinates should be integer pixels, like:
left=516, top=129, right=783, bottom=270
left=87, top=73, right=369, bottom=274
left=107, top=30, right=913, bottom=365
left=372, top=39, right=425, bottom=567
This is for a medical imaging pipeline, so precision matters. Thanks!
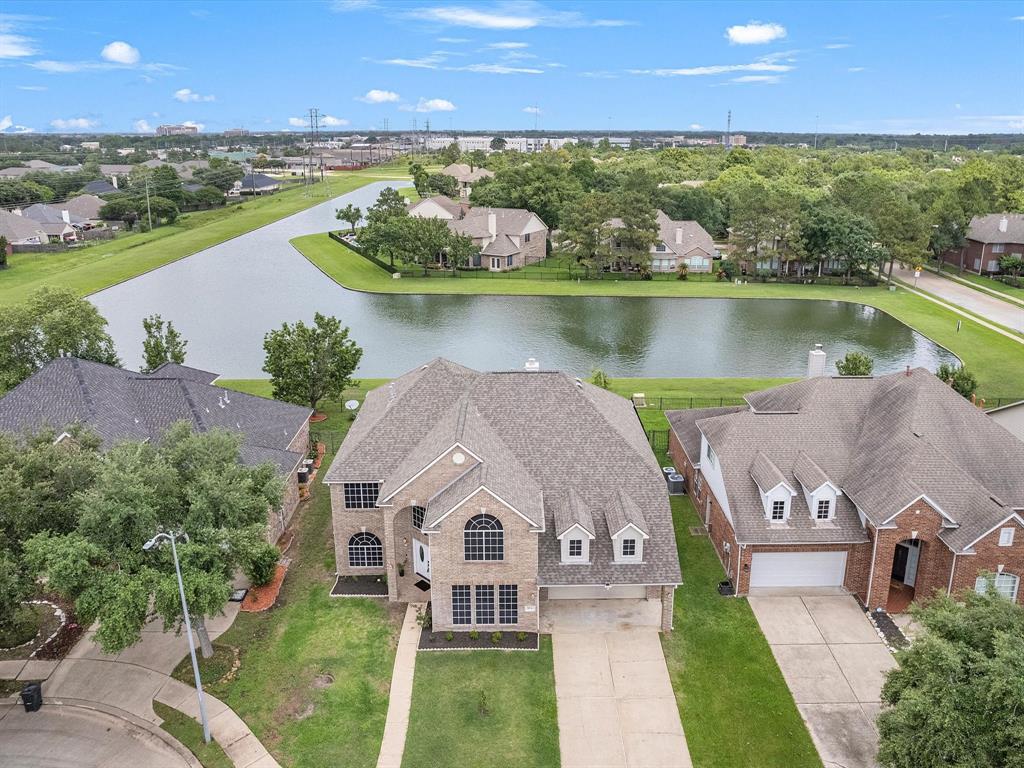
left=941, top=213, right=1024, bottom=275
left=224, top=128, right=250, bottom=137
left=79, top=141, right=101, bottom=151
left=724, top=134, right=747, bottom=146
left=156, top=124, right=199, bottom=136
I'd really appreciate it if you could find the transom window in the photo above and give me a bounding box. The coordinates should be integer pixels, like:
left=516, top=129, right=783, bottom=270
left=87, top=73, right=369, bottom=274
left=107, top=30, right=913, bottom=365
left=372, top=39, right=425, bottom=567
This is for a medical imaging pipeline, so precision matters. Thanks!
left=622, top=539, right=637, bottom=557
left=343, top=482, right=379, bottom=510
left=412, top=505, right=425, bottom=531
left=975, top=573, right=1019, bottom=602
left=771, top=500, right=786, bottom=521
left=452, top=585, right=471, bottom=624
left=464, top=514, right=504, bottom=561
left=816, top=499, right=831, bottom=520
left=499, top=584, right=518, bottom=625
left=348, top=532, right=383, bottom=568
left=475, top=585, right=495, bottom=624
left=568, top=539, right=583, bottom=558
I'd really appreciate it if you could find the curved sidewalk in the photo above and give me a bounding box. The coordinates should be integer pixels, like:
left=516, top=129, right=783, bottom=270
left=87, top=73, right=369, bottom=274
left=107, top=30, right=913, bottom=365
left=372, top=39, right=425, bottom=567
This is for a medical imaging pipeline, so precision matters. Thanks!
left=892, top=266, right=1024, bottom=334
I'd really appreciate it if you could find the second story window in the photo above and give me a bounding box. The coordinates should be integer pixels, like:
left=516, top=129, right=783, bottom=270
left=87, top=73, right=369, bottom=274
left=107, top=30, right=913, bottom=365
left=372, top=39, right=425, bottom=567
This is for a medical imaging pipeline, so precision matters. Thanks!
left=523, top=232, right=531, bottom=243
left=771, top=500, right=786, bottom=521
left=465, top=513, right=504, bottom=561
left=705, top=443, right=716, bottom=467
left=412, top=505, right=425, bottom=531
left=568, top=539, right=582, bottom=558
left=816, top=499, right=831, bottom=520
left=343, top=482, right=379, bottom=510
left=621, top=539, right=636, bottom=557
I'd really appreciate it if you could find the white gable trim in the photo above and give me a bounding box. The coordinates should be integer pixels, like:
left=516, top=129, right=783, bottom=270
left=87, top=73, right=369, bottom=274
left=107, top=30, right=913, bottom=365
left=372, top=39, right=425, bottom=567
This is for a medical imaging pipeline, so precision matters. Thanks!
left=960, top=512, right=1024, bottom=552
left=610, top=522, right=650, bottom=540
left=881, top=493, right=958, bottom=526
left=377, top=442, right=483, bottom=504
left=753, top=478, right=798, bottom=497
left=424, top=484, right=543, bottom=531
left=556, top=522, right=595, bottom=540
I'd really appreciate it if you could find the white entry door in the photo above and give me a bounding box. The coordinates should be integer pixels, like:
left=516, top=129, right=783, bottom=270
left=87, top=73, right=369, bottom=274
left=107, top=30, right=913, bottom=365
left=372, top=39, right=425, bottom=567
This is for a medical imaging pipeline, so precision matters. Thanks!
left=749, top=551, right=848, bottom=588
left=413, top=537, right=431, bottom=580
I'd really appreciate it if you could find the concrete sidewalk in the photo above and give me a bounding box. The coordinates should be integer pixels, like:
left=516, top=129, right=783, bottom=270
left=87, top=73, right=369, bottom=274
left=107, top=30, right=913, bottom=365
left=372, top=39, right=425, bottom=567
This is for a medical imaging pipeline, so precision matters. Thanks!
left=375, top=603, right=423, bottom=768
left=553, top=628, right=691, bottom=768
left=892, top=265, right=1024, bottom=334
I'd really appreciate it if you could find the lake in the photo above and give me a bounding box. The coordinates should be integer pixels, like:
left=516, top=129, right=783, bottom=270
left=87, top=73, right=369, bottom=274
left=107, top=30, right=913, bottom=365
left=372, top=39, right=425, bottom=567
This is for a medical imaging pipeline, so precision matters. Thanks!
left=91, top=181, right=957, bottom=379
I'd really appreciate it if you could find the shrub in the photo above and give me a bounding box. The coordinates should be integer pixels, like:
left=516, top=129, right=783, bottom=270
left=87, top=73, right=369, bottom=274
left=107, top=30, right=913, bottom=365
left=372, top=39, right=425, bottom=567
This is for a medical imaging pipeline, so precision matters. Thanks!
left=516, top=631, right=527, bottom=642
left=445, top=631, right=454, bottom=642
left=835, top=351, right=875, bottom=376
left=676, top=263, right=689, bottom=281
left=468, top=630, right=479, bottom=640
left=936, top=363, right=978, bottom=399
left=244, top=542, right=279, bottom=586
left=491, top=631, right=503, bottom=645
left=590, top=368, right=611, bottom=390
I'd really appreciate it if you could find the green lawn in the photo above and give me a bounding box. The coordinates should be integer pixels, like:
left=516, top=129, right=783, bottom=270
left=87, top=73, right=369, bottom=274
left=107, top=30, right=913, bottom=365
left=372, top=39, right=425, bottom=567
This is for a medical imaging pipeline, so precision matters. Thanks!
left=153, top=701, right=233, bottom=768
left=662, top=495, right=822, bottom=768
left=0, top=173, right=388, bottom=308
left=196, top=381, right=402, bottom=768
left=935, top=262, right=1024, bottom=303
left=401, top=638, right=560, bottom=768
left=293, top=233, right=1024, bottom=399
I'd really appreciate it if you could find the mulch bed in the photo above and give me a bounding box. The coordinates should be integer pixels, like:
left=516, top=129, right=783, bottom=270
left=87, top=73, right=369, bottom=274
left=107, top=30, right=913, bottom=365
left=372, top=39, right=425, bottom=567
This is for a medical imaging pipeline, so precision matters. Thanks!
left=241, top=563, right=289, bottom=612
left=309, top=412, right=329, bottom=423
left=330, top=574, right=388, bottom=597
left=418, top=627, right=540, bottom=652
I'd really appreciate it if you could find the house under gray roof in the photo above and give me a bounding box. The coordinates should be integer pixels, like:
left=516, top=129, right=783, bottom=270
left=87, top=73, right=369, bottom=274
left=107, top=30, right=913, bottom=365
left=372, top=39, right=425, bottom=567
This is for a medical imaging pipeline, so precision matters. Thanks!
left=82, top=180, right=118, bottom=196
left=0, top=357, right=311, bottom=476
left=967, top=213, right=1024, bottom=244
left=326, top=358, right=681, bottom=587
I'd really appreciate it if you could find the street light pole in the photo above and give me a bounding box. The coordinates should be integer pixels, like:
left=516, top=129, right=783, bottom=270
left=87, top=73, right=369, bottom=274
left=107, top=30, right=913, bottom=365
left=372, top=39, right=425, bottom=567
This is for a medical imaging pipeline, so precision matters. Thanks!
left=144, top=531, right=211, bottom=744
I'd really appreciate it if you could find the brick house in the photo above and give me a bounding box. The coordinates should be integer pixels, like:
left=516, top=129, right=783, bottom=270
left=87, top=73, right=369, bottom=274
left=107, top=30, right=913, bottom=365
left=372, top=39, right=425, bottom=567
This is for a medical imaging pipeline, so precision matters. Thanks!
left=667, top=366, right=1024, bottom=612
left=608, top=210, right=717, bottom=274
left=0, top=358, right=311, bottom=541
left=438, top=162, right=495, bottom=199
left=408, top=195, right=548, bottom=271
left=325, top=358, right=681, bottom=633
left=941, top=213, right=1024, bottom=275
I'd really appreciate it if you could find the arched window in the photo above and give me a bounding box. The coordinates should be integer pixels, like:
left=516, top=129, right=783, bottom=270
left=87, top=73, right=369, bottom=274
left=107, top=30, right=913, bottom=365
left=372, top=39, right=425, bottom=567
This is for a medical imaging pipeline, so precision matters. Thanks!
left=349, top=532, right=383, bottom=568
left=975, top=572, right=1020, bottom=602
left=464, top=514, right=503, bottom=561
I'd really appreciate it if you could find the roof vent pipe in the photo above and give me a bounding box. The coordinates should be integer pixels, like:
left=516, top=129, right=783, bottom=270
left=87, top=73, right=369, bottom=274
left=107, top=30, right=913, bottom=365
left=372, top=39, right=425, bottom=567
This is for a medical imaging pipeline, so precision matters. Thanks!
left=524, top=358, right=540, bottom=372
left=807, top=344, right=827, bottom=378
left=998, top=216, right=1008, bottom=233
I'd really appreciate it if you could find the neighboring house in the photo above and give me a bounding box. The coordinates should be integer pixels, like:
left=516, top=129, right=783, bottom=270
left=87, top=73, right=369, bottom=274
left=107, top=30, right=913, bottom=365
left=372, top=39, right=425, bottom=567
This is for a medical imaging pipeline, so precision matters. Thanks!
left=63, top=194, right=107, bottom=224
left=99, top=164, right=136, bottom=186
left=609, top=210, right=717, bottom=273
left=0, top=210, right=48, bottom=245
left=987, top=400, right=1024, bottom=443
left=942, top=214, right=1024, bottom=275
left=21, top=203, right=86, bottom=240
left=325, top=358, right=681, bottom=633
left=171, top=159, right=210, bottom=180
left=0, top=166, right=33, bottom=181
left=24, top=159, right=60, bottom=171
left=231, top=173, right=281, bottom=196
left=409, top=195, right=548, bottom=271
left=82, top=179, right=119, bottom=196
left=439, top=162, right=495, bottom=199
left=0, top=358, right=312, bottom=541
left=667, top=358, right=1024, bottom=611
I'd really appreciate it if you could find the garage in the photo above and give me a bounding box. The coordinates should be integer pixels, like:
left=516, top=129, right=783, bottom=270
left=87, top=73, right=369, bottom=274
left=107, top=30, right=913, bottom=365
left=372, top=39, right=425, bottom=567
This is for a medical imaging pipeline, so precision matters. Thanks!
left=749, top=551, right=848, bottom=588
left=546, top=584, right=648, bottom=600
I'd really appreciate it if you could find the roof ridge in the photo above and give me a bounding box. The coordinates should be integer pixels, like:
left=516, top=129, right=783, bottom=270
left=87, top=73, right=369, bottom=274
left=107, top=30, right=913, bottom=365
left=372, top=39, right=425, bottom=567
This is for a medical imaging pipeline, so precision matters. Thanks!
left=68, top=358, right=97, bottom=420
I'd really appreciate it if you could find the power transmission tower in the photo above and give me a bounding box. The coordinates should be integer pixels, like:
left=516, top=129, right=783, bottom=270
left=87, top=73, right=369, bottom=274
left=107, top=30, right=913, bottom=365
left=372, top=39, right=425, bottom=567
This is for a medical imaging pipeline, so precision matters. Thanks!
left=725, top=109, right=732, bottom=150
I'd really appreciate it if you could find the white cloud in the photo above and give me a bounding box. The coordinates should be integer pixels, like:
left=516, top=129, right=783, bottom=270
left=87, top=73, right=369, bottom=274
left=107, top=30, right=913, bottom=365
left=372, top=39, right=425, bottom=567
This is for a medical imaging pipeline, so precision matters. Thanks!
left=689, top=123, right=703, bottom=130
left=330, top=0, right=378, bottom=10
left=320, top=115, right=349, bottom=126
left=133, top=119, right=154, bottom=133
left=50, top=117, right=99, bottom=130
left=0, top=32, right=36, bottom=57
left=287, top=117, right=306, bottom=127
left=16, top=84, right=47, bottom=91
left=403, top=98, right=456, bottom=113
left=580, top=70, right=618, bottom=79
left=30, top=58, right=178, bottom=74
left=182, top=120, right=204, bottom=131
left=523, top=106, right=542, bottom=115
left=101, top=40, right=140, bottom=65
left=174, top=87, right=215, bottom=102
left=0, top=116, right=10, bottom=131
left=732, top=74, right=781, bottom=84
left=725, top=21, right=786, bottom=45
left=407, top=3, right=629, bottom=30
left=0, top=115, right=35, bottom=133
left=378, top=54, right=445, bottom=68
left=824, top=43, right=851, bottom=49
left=545, top=61, right=565, bottom=67
left=630, top=54, right=794, bottom=77
left=453, top=62, right=542, bottom=74
left=1013, top=15, right=1024, bottom=20
left=357, top=89, right=401, bottom=103
left=436, top=36, right=470, bottom=43
left=847, top=66, right=865, bottom=72
left=487, top=41, right=529, bottom=49
left=11, top=124, right=34, bottom=133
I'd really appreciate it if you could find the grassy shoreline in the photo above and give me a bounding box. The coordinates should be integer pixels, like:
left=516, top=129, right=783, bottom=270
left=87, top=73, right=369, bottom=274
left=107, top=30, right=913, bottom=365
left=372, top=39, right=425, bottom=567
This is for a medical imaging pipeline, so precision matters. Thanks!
left=292, top=233, right=1023, bottom=399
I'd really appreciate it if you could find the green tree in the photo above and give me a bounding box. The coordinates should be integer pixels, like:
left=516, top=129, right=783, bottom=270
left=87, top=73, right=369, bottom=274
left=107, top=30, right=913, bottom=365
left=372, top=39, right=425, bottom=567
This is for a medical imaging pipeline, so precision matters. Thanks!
left=999, top=254, right=1023, bottom=277
left=936, top=363, right=979, bottom=399
left=335, top=203, right=362, bottom=234
left=426, top=173, right=458, bottom=198
left=0, top=550, right=32, bottom=641
left=877, top=589, right=1024, bottom=768
left=656, top=186, right=727, bottom=238
left=24, top=424, right=284, bottom=657
left=366, top=187, right=408, bottom=227
left=0, top=235, right=8, bottom=270
left=489, top=137, right=506, bottom=151
left=835, top=351, right=874, bottom=376
left=98, top=198, right=142, bottom=229
left=0, top=287, right=120, bottom=393
left=590, top=369, right=612, bottom=390
left=263, top=313, right=363, bottom=412
left=555, top=192, right=614, bottom=275
left=800, top=204, right=878, bottom=280
left=610, top=192, right=658, bottom=271
left=141, top=314, right=187, bottom=373
left=192, top=163, right=244, bottom=192
left=408, top=162, right=429, bottom=196
left=438, top=141, right=461, bottom=166
left=145, top=195, right=180, bottom=226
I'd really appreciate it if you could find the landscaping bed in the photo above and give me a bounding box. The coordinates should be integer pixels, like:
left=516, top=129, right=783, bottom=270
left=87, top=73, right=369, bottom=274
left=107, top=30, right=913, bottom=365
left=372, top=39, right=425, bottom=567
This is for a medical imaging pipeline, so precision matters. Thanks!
left=330, top=574, right=389, bottom=597
left=241, top=562, right=289, bottom=612
left=0, top=598, right=81, bottom=662
left=418, top=626, right=540, bottom=651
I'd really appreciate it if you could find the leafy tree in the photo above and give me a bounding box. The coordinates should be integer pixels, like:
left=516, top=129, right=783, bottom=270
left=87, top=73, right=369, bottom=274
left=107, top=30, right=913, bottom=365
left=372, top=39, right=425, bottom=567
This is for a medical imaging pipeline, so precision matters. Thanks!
left=360, top=217, right=413, bottom=269
left=24, top=424, right=284, bottom=657
left=99, top=198, right=142, bottom=229
left=141, top=314, right=187, bottom=373
left=191, top=164, right=244, bottom=192
left=469, top=154, right=584, bottom=229
left=936, top=363, right=978, bottom=399
left=145, top=195, right=180, bottom=226
left=464, top=150, right=487, bottom=170
left=263, top=313, right=363, bottom=412
left=610, top=192, right=658, bottom=271
left=335, top=203, right=362, bottom=234
left=408, top=162, right=429, bottom=196
left=489, top=137, right=506, bottom=151
left=555, top=192, right=614, bottom=275
left=0, top=287, right=120, bottom=393
left=877, top=589, right=1024, bottom=768
left=403, top=217, right=457, bottom=273
left=999, top=254, right=1023, bottom=277
left=835, top=351, right=874, bottom=376
left=800, top=204, right=878, bottom=280
left=187, top=185, right=226, bottom=207
left=0, top=550, right=32, bottom=639
left=590, top=369, right=611, bottom=390
left=148, top=165, right=184, bottom=205
left=426, top=173, right=458, bottom=198
left=0, top=235, right=8, bottom=270
left=366, top=187, right=408, bottom=227
left=656, top=186, right=727, bottom=238
left=438, top=141, right=461, bottom=166
left=444, top=230, right=478, bottom=269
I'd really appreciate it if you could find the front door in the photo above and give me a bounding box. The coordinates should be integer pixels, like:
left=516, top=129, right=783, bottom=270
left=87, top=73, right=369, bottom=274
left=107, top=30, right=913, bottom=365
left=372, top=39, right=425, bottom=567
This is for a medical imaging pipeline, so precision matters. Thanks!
left=413, top=537, right=430, bottom=580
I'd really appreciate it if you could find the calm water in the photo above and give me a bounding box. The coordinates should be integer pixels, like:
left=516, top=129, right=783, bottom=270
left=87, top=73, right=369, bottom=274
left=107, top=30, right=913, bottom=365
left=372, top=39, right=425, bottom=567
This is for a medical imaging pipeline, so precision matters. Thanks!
left=91, top=181, right=957, bottom=379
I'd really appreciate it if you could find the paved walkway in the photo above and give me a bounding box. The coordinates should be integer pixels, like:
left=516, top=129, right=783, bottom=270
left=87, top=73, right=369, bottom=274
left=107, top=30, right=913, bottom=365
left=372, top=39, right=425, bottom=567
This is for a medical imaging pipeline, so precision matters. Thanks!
left=552, top=623, right=691, bottom=768
left=749, top=594, right=896, bottom=768
left=892, top=266, right=1024, bottom=334
left=376, top=603, right=423, bottom=768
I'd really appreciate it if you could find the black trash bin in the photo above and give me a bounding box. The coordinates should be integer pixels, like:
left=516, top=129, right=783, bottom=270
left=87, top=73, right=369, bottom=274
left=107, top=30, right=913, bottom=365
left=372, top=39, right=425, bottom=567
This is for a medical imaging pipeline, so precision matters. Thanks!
left=21, top=681, right=42, bottom=712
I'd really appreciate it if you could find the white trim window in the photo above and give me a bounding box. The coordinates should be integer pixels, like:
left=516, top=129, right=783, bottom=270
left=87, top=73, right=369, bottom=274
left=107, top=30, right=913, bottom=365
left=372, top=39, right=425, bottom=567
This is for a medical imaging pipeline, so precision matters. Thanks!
left=816, top=499, right=831, bottom=520
left=771, top=500, right=786, bottom=521
left=343, top=482, right=380, bottom=510
left=569, top=539, right=582, bottom=558
left=348, top=532, right=383, bottom=567
left=464, top=513, right=504, bottom=561
left=975, top=573, right=1019, bottom=602
left=705, top=443, right=717, bottom=468
left=999, top=527, right=1015, bottom=547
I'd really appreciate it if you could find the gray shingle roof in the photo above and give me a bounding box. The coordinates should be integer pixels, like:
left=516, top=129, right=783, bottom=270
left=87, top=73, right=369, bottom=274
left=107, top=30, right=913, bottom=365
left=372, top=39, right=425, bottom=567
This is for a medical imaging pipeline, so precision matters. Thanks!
left=668, top=369, right=1024, bottom=550
left=440, top=163, right=494, bottom=183
left=0, top=210, right=47, bottom=243
left=609, top=210, right=715, bottom=258
left=553, top=488, right=595, bottom=537
left=83, top=180, right=118, bottom=196
left=605, top=489, right=649, bottom=537
left=750, top=452, right=792, bottom=493
left=448, top=206, right=545, bottom=239
left=21, top=203, right=87, bottom=227
left=0, top=358, right=311, bottom=476
left=967, top=214, right=1024, bottom=245
left=666, top=406, right=744, bottom=464
left=326, top=359, right=681, bottom=586
left=64, top=195, right=106, bottom=221
left=410, top=195, right=462, bottom=217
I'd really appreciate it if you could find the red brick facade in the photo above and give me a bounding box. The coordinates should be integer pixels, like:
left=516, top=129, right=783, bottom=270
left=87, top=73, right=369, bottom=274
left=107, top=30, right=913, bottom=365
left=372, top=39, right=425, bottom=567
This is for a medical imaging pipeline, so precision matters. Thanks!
left=942, top=239, right=1024, bottom=275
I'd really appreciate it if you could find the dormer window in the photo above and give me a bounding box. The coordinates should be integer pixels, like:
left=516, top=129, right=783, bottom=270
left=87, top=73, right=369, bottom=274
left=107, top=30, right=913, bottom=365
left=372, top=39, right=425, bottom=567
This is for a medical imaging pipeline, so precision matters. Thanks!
left=569, top=539, right=582, bottom=558
left=816, top=499, right=831, bottom=520
left=622, top=539, right=636, bottom=557
left=771, top=500, right=786, bottom=521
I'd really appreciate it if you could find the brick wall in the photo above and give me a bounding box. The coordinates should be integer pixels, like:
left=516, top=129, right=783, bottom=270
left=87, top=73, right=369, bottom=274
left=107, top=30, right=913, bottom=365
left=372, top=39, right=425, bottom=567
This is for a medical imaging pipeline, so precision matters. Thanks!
left=331, top=484, right=387, bottom=578
left=736, top=542, right=862, bottom=596
left=518, top=228, right=547, bottom=266
left=949, top=518, right=1024, bottom=605
left=942, top=240, right=1024, bottom=275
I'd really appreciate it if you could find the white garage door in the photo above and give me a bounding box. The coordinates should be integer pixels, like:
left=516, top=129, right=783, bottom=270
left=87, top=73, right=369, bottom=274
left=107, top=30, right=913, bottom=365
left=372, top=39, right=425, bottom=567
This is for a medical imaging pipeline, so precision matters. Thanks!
left=547, top=585, right=648, bottom=600
left=749, top=551, right=848, bottom=588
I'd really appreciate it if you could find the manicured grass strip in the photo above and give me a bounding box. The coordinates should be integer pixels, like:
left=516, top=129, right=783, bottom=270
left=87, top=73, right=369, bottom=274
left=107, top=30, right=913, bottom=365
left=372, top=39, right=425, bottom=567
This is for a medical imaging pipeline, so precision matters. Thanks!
left=0, top=173, right=385, bottom=308
left=153, top=700, right=233, bottom=768
left=662, top=495, right=822, bottom=768
left=402, top=638, right=560, bottom=768
left=936, top=263, right=1024, bottom=302
left=293, top=232, right=1023, bottom=398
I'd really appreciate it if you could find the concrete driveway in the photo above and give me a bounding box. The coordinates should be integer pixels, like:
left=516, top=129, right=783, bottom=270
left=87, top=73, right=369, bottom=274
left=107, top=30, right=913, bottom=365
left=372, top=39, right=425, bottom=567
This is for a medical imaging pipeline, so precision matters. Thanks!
left=748, top=593, right=896, bottom=768
left=549, top=602, right=691, bottom=768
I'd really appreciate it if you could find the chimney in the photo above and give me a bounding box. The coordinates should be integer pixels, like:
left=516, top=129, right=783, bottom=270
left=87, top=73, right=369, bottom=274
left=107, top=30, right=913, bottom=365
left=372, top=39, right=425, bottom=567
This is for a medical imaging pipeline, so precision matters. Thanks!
left=111, top=175, right=118, bottom=189
left=487, top=211, right=497, bottom=237
left=675, top=227, right=683, bottom=244
left=998, top=216, right=1008, bottom=233
left=61, top=209, right=70, bottom=224
left=524, top=358, right=540, bottom=372
left=807, top=344, right=827, bottom=378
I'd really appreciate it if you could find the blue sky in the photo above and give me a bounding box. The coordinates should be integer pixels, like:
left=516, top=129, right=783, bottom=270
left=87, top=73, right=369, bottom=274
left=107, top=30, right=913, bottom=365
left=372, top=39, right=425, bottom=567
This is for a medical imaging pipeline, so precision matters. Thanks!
left=2, top=1, right=1022, bottom=135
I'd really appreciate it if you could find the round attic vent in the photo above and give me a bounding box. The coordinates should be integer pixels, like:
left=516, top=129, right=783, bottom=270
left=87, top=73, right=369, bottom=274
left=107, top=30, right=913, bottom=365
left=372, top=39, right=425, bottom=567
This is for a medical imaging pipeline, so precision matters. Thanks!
left=452, top=452, right=466, bottom=465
